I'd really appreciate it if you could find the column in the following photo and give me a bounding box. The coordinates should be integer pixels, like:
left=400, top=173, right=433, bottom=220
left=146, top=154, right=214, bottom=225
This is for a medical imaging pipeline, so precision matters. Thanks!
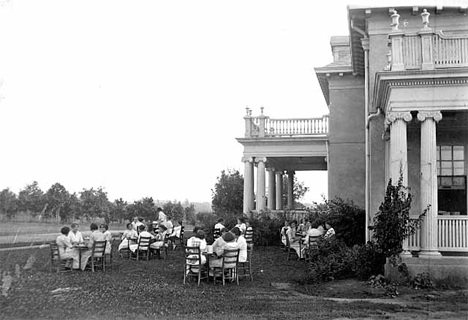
left=386, top=111, right=412, bottom=185
left=267, top=168, right=276, bottom=210
left=383, top=131, right=391, bottom=186
left=275, top=171, right=283, bottom=210
left=287, top=171, right=295, bottom=209
left=255, top=157, right=267, bottom=212
left=242, top=157, right=254, bottom=214
left=417, top=111, right=442, bottom=257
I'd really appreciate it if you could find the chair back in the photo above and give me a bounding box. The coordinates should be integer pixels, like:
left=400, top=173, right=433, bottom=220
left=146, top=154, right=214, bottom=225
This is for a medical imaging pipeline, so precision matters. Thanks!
left=222, top=248, right=239, bottom=269
left=245, top=227, right=254, bottom=245
left=92, top=240, right=107, bottom=257
left=213, top=228, right=222, bottom=240
left=184, top=246, right=201, bottom=265
left=308, top=235, right=320, bottom=249
left=50, top=242, right=60, bottom=260
left=137, top=236, right=152, bottom=251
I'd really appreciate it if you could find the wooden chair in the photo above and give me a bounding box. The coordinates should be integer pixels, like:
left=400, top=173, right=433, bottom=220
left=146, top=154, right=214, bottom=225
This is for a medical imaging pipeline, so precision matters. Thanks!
left=238, top=244, right=253, bottom=281
left=49, top=242, right=73, bottom=273
left=305, top=235, right=321, bottom=263
left=183, top=246, right=208, bottom=286
left=245, top=227, right=254, bottom=246
left=88, top=240, right=107, bottom=272
left=173, top=226, right=185, bottom=250
left=105, top=237, right=118, bottom=268
left=119, top=238, right=133, bottom=259
left=212, top=248, right=240, bottom=285
left=284, top=234, right=298, bottom=261
left=132, top=236, right=152, bottom=261
left=161, top=234, right=170, bottom=259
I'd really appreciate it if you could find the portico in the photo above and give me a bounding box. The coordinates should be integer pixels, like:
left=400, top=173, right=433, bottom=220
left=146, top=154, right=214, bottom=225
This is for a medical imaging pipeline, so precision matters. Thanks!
left=237, top=108, right=329, bottom=214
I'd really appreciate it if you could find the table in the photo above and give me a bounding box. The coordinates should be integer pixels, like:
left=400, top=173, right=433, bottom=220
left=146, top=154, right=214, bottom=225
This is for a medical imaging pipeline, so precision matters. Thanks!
left=74, top=244, right=89, bottom=270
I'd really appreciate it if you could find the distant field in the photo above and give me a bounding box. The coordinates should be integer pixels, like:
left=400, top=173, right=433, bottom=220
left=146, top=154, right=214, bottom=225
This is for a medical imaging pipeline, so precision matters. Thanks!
left=0, top=222, right=127, bottom=246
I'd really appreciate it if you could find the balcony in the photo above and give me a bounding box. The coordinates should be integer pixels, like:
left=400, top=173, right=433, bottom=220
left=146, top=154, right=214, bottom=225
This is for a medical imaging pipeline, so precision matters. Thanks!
left=243, top=108, right=329, bottom=139
left=387, top=10, right=468, bottom=72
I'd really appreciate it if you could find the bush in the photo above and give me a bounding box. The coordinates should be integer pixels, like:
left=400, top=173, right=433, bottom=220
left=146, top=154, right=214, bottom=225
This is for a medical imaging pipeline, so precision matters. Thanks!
left=300, top=239, right=386, bottom=284
left=193, top=211, right=218, bottom=243
left=249, top=212, right=286, bottom=246
left=351, top=242, right=386, bottom=281
left=302, top=238, right=355, bottom=284
left=325, top=198, right=366, bottom=247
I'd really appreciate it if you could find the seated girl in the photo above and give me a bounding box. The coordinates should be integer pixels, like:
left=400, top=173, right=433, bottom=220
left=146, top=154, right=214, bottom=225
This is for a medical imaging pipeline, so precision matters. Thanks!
left=150, top=224, right=168, bottom=258
left=209, top=231, right=238, bottom=269
left=186, top=230, right=207, bottom=272
left=56, top=226, right=78, bottom=269
left=118, top=223, right=138, bottom=251
left=100, top=224, right=112, bottom=254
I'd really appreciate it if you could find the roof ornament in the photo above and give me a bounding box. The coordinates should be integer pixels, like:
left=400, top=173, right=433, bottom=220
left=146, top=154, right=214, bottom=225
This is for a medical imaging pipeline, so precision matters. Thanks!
left=421, top=9, right=430, bottom=30
left=391, top=10, right=400, bottom=31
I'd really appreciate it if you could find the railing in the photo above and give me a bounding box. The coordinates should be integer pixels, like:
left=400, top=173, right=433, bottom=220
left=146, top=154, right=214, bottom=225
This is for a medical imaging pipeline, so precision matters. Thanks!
left=387, top=10, right=468, bottom=71
left=244, top=109, right=329, bottom=138
left=407, top=215, right=468, bottom=252
left=438, top=216, right=468, bottom=251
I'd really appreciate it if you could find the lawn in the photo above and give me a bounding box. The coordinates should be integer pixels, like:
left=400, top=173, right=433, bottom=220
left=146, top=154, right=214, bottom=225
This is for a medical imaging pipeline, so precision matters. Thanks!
left=1, top=242, right=467, bottom=320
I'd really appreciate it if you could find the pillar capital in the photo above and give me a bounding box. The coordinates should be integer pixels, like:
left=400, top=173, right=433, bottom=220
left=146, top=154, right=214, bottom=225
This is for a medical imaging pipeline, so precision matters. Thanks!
left=255, top=157, right=267, bottom=164
left=417, top=110, right=442, bottom=123
left=385, top=111, right=412, bottom=126
left=241, top=157, right=254, bottom=163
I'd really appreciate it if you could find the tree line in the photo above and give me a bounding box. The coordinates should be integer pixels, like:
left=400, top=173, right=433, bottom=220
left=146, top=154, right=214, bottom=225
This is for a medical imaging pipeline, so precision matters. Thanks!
left=0, top=181, right=197, bottom=224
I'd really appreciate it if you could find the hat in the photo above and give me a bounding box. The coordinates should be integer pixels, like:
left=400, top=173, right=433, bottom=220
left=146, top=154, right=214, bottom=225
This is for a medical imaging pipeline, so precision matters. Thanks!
left=222, top=232, right=235, bottom=242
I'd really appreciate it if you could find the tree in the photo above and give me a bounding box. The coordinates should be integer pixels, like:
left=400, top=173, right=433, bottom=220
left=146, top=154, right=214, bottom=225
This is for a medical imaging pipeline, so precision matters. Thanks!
left=281, top=176, right=310, bottom=208
left=0, top=188, right=18, bottom=218
left=127, top=197, right=156, bottom=222
left=79, top=187, right=112, bottom=223
left=110, top=198, right=128, bottom=223
left=163, top=200, right=184, bottom=222
left=44, top=183, right=71, bottom=221
left=17, top=181, right=45, bottom=215
left=211, top=169, right=244, bottom=218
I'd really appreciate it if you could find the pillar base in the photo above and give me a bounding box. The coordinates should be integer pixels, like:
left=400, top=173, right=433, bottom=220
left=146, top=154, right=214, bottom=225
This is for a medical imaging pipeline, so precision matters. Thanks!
left=418, top=250, right=442, bottom=258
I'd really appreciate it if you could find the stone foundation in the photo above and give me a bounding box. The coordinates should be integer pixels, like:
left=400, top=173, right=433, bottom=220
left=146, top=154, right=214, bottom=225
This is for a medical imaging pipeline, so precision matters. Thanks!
left=385, top=256, right=468, bottom=288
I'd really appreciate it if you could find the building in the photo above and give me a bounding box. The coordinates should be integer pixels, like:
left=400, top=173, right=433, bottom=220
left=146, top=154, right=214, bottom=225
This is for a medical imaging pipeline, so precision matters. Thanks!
left=237, top=5, right=468, bottom=285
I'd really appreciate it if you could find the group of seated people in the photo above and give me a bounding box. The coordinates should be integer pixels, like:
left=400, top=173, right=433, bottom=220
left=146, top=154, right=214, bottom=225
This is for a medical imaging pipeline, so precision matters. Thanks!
left=56, top=222, right=113, bottom=270
left=280, top=218, right=335, bottom=259
left=185, top=225, right=248, bottom=276
left=184, top=216, right=254, bottom=277
left=118, top=214, right=184, bottom=258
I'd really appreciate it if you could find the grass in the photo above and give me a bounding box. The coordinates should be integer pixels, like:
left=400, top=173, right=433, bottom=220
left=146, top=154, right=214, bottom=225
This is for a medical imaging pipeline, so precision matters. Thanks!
left=1, top=242, right=467, bottom=320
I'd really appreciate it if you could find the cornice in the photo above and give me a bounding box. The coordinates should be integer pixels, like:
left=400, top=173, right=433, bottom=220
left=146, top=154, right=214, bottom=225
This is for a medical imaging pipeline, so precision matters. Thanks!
left=373, top=68, right=468, bottom=112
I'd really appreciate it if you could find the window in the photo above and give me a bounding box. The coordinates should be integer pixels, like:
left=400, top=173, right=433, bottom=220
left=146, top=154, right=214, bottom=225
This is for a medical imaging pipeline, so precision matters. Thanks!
left=437, top=145, right=466, bottom=215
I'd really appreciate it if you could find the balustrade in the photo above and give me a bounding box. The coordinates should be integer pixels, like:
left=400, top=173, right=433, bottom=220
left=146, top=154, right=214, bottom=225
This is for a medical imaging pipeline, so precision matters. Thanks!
left=388, top=9, right=468, bottom=71
left=244, top=108, right=329, bottom=138
left=407, top=216, right=468, bottom=252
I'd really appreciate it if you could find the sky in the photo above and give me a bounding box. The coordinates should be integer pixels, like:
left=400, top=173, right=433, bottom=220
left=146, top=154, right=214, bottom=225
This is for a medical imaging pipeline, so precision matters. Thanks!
left=0, top=0, right=454, bottom=205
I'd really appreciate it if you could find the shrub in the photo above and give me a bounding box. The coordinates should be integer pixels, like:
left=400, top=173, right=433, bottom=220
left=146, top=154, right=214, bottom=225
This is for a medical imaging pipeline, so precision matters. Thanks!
left=316, top=198, right=366, bottom=247
left=351, top=242, right=386, bottom=281
left=193, top=211, right=218, bottom=243
left=249, top=212, right=285, bottom=246
left=303, top=238, right=355, bottom=284
left=410, top=272, right=435, bottom=290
